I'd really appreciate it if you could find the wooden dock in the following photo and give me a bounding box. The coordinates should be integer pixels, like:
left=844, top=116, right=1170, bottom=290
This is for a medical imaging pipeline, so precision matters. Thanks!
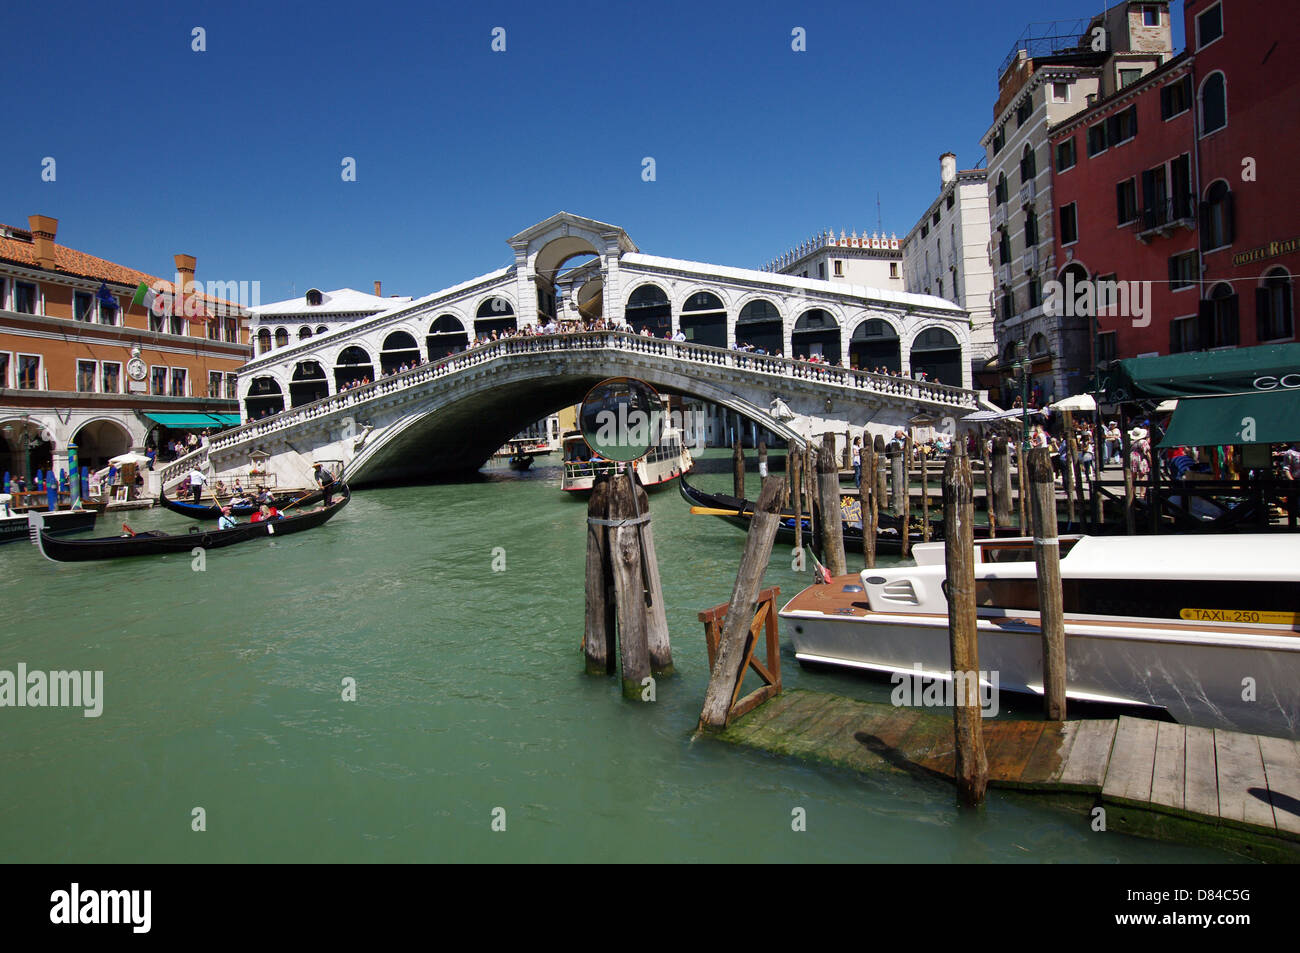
left=718, top=690, right=1300, bottom=861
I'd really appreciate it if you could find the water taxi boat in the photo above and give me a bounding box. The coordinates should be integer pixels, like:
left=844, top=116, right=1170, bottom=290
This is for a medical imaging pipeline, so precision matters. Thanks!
left=779, top=533, right=1300, bottom=738
left=0, top=494, right=98, bottom=545
left=561, top=428, right=694, bottom=493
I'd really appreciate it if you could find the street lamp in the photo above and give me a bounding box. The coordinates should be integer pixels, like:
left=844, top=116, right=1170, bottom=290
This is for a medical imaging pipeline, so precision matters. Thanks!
left=1011, top=340, right=1030, bottom=453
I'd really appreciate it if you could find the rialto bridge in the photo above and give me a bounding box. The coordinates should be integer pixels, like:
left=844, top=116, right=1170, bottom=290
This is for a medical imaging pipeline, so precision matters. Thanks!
left=162, top=213, right=987, bottom=489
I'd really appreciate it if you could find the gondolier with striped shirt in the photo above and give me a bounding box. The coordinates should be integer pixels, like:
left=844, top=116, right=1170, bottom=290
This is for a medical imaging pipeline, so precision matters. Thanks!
left=313, top=462, right=336, bottom=506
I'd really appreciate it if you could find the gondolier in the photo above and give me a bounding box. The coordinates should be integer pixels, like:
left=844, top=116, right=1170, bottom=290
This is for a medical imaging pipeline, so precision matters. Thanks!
left=186, top=467, right=206, bottom=503
left=313, top=462, right=336, bottom=505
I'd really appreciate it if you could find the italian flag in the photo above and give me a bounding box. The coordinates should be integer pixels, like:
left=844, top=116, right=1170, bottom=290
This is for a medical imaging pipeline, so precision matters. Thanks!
left=131, top=282, right=159, bottom=313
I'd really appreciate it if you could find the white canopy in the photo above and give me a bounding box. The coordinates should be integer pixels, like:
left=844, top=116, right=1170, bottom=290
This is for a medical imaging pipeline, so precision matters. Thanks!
left=1049, top=393, right=1097, bottom=412
left=108, top=452, right=151, bottom=466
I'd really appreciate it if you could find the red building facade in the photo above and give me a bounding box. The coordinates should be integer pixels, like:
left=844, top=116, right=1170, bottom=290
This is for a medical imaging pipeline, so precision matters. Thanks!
left=1047, top=0, right=1298, bottom=384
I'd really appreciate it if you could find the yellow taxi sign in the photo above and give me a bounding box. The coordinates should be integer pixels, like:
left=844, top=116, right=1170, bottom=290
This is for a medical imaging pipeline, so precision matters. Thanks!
left=1180, top=608, right=1300, bottom=625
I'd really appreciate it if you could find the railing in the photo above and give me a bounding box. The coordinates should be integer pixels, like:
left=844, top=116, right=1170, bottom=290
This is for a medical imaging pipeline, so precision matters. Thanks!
left=1019, top=180, right=1036, bottom=206
left=210, top=332, right=978, bottom=457
left=1139, top=195, right=1196, bottom=234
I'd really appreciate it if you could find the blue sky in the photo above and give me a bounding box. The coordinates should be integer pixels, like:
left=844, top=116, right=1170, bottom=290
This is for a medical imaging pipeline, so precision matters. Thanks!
left=5, top=0, right=1183, bottom=304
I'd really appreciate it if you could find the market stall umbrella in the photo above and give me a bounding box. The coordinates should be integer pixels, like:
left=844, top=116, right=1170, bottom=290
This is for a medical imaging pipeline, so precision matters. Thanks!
left=109, top=452, right=152, bottom=466
left=1049, top=393, right=1096, bottom=412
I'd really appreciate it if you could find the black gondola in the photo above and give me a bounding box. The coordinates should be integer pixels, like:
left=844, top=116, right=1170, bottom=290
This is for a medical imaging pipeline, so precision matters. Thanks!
left=678, top=477, right=940, bottom=554
left=158, top=485, right=325, bottom=519
left=30, top=485, right=350, bottom=562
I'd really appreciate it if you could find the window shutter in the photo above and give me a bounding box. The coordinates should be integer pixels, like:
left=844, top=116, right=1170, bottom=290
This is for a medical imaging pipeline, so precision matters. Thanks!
left=1200, top=200, right=1212, bottom=250
left=1256, top=287, right=1269, bottom=341
left=1116, top=181, right=1126, bottom=224
left=1160, top=84, right=1171, bottom=119
left=1169, top=319, right=1180, bottom=354
left=1197, top=298, right=1213, bottom=350
left=1168, top=255, right=1179, bottom=286
left=1223, top=190, right=1235, bottom=244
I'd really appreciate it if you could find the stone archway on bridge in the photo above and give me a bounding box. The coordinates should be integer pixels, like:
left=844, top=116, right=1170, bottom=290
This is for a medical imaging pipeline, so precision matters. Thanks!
left=909, top=326, right=962, bottom=388
left=679, top=291, right=727, bottom=347
left=625, top=284, right=671, bottom=337
left=380, top=331, right=421, bottom=374
left=736, top=299, right=782, bottom=354
left=849, top=318, right=901, bottom=372
left=290, top=360, right=330, bottom=407
left=427, top=314, right=469, bottom=360
left=334, top=345, right=375, bottom=390
left=474, top=297, right=516, bottom=340
left=1, top=416, right=56, bottom=487
left=71, top=418, right=133, bottom=471
left=793, top=308, right=841, bottom=362
left=245, top=376, right=286, bottom=419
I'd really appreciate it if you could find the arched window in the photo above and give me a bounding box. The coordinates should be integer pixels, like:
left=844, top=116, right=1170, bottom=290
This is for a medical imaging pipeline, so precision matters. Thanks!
left=849, top=319, right=900, bottom=372
left=306, top=289, right=323, bottom=307
left=256, top=328, right=271, bottom=355
left=427, top=314, right=468, bottom=359
left=625, top=285, right=671, bottom=337
left=380, top=330, right=421, bottom=374
left=1257, top=268, right=1294, bottom=342
left=244, top=376, right=284, bottom=418
left=474, top=297, right=516, bottom=339
left=792, top=309, right=841, bottom=362
left=316, top=325, right=328, bottom=335
left=333, top=345, right=375, bottom=390
left=996, top=173, right=1008, bottom=205
left=1019, top=145, right=1036, bottom=184
left=679, top=291, right=726, bottom=347
left=274, top=327, right=289, bottom=349
left=1029, top=332, right=1048, bottom=357
left=909, top=326, right=961, bottom=386
left=1197, top=282, right=1238, bottom=350
left=1201, top=180, right=1234, bottom=250
left=736, top=299, right=782, bottom=354
left=998, top=227, right=1011, bottom=266
left=289, top=361, right=329, bottom=407
left=298, top=326, right=313, bottom=340
left=1199, top=72, right=1226, bottom=136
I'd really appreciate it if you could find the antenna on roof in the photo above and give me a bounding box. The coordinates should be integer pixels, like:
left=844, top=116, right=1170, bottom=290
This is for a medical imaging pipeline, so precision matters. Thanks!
left=876, top=193, right=883, bottom=235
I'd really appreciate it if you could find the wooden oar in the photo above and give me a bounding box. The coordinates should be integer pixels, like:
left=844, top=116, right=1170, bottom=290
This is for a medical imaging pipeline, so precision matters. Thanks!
left=279, top=487, right=319, bottom=514
left=121, top=522, right=136, bottom=537
left=690, top=506, right=752, bottom=517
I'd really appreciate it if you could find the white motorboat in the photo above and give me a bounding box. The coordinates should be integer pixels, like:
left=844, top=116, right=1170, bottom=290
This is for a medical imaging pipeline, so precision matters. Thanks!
left=560, top=428, right=694, bottom=493
left=779, top=534, right=1300, bottom=739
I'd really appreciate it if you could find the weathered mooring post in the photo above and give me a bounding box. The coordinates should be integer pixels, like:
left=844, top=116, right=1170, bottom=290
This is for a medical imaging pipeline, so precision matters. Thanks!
left=699, top=476, right=786, bottom=731
left=900, top=433, right=914, bottom=558
left=732, top=438, right=745, bottom=500
left=635, top=480, right=673, bottom=677
left=757, top=441, right=768, bottom=480
left=943, top=444, right=988, bottom=806
left=818, top=433, right=846, bottom=576
left=842, top=430, right=851, bottom=470
left=790, top=441, right=803, bottom=555
left=782, top=439, right=792, bottom=507
left=583, top=476, right=616, bottom=675
left=920, top=448, right=931, bottom=543
left=992, top=436, right=1013, bottom=530
left=874, top=434, right=887, bottom=512
left=860, top=438, right=876, bottom=569
left=1028, top=447, right=1066, bottom=720
left=981, top=430, right=997, bottom=536
left=609, top=472, right=651, bottom=698
left=891, top=443, right=906, bottom=517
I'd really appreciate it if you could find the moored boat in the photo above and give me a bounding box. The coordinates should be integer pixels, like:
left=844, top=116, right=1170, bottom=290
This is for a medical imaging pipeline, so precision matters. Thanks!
left=779, top=533, right=1300, bottom=738
left=0, top=494, right=98, bottom=545
left=30, top=485, right=350, bottom=562
left=561, top=428, right=694, bottom=493
left=158, top=486, right=324, bottom=519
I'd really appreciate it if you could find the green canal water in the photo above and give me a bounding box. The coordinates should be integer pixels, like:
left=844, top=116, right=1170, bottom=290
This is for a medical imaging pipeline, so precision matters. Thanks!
left=0, top=450, right=1238, bottom=863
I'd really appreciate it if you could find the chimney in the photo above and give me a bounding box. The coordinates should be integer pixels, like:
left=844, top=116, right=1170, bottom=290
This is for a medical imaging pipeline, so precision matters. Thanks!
left=28, top=215, right=58, bottom=270
left=374, top=280, right=382, bottom=296
left=174, top=253, right=196, bottom=318
left=940, top=152, right=957, bottom=186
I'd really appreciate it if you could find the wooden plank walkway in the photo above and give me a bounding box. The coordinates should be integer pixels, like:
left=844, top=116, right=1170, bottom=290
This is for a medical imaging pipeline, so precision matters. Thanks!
left=718, top=690, right=1300, bottom=859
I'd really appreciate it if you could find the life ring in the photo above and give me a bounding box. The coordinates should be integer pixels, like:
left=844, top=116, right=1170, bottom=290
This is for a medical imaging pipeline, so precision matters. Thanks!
left=201, top=534, right=213, bottom=547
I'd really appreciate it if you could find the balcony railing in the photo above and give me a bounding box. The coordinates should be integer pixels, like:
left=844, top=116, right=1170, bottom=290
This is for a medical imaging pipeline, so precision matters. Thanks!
left=1136, top=194, right=1196, bottom=242
left=1019, top=180, right=1037, bottom=206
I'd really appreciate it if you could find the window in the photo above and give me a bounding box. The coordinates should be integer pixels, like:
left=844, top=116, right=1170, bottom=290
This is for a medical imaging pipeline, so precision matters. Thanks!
left=1143, top=5, right=1160, bottom=27
left=1201, top=181, right=1234, bottom=250
left=1107, top=105, right=1137, bottom=145
left=209, top=371, right=223, bottom=398
left=1200, top=72, right=1226, bottom=135
left=945, top=192, right=954, bottom=210
left=224, top=318, right=238, bottom=343
left=932, top=210, right=941, bottom=226
left=1016, top=98, right=1032, bottom=128
left=1168, top=252, right=1198, bottom=290
left=920, top=224, right=929, bottom=239
left=168, top=313, right=185, bottom=336
left=889, top=262, right=898, bottom=278
left=832, top=260, right=843, bottom=277
left=1258, top=268, right=1295, bottom=341
left=15, top=281, right=38, bottom=314
left=1051, top=82, right=1069, bottom=103
left=1203, top=284, right=1239, bottom=348
left=1119, top=68, right=1143, bottom=89
left=1196, top=3, right=1223, bottom=48
left=1096, top=274, right=1119, bottom=311
left=0, top=352, right=9, bottom=388
left=1116, top=178, right=1138, bottom=224
left=937, top=278, right=944, bottom=298
left=998, top=228, right=1011, bottom=265
left=99, top=297, right=119, bottom=326
left=1087, top=122, right=1108, bottom=156
left=1059, top=203, right=1079, bottom=245
left=992, top=126, right=1005, bottom=155
left=1161, top=75, right=1191, bottom=119
left=995, top=173, right=1007, bottom=205
left=1025, top=210, right=1039, bottom=247
left=77, top=360, right=97, bottom=392
left=149, top=310, right=165, bottom=333
left=150, top=366, right=167, bottom=396
left=225, top=373, right=239, bottom=399
left=256, top=328, right=271, bottom=354
left=18, top=354, right=41, bottom=389
left=74, top=291, right=96, bottom=322
left=170, top=367, right=188, bottom=397
left=1001, top=292, right=1015, bottom=321
left=1097, top=331, right=1117, bottom=366
left=1028, top=278, right=1041, bottom=309
left=1170, top=315, right=1199, bottom=353
left=306, top=289, right=323, bottom=306
left=1055, top=137, right=1076, bottom=172
left=1019, top=145, right=1036, bottom=183
left=207, top=317, right=221, bottom=340
left=101, top=362, right=121, bottom=394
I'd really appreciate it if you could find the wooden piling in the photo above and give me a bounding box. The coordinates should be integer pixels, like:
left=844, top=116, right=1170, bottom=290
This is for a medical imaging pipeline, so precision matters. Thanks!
left=782, top=440, right=792, bottom=507
left=874, top=434, right=887, bottom=511
left=1121, top=418, right=1136, bottom=535
left=1017, top=441, right=1029, bottom=534
left=981, top=429, right=996, bottom=536
left=920, top=449, right=931, bottom=543
left=757, top=441, right=768, bottom=480
left=991, top=436, right=1013, bottom=529
left=583, top=476, right=616, bottom=675
left=900, top=433, right=913, bottom=559
left=608, top=472, right=651, bottom=698
left=819, top=433, right=847, bottom=576
left=791, top=442, right=803, bottom=555
left=634, top=480, right=673, bottom=677
left=842, top=430, right=851, bottom=470
left=733, top=438, right=745, bottom=500
left=699, top=476, right=787, bottom=731
left=891, top=444, right=906, bottom=517
left=1028, top=447, right=1066, bottom=721
left=860, top=438, right=876, bottom=568
left=1064, top=411, right=1080, bottom=529
left=942, top=444, right=987, bottom=806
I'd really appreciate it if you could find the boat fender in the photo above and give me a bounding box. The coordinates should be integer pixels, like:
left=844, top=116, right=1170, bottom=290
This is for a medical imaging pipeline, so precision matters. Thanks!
left=201, top=534, right=213, bottom=547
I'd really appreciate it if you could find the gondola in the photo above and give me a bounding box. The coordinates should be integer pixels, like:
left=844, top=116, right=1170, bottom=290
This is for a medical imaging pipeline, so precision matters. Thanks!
left=158, top=485, right=325, bottom=519
left=30, top=485, right=350, bottom=562
left=508, top=453, right=535, bottom=471
left=679, top=477, right=940, bottom=554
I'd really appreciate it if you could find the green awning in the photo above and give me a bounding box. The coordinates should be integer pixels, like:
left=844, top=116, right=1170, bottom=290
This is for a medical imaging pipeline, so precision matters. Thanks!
left=145, top=412, right=238, bottom=428
left=1159, top=390, right=1300, bottom=447
left=1107, top=342, right=1300, bottom=400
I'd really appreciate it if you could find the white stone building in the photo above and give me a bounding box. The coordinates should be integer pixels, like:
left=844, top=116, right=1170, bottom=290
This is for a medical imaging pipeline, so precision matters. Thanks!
left=249, top=284, right=412, bottom=357
left=764, top=230, right=904, bottom=291
left=901, top=153, right=993, bottom=384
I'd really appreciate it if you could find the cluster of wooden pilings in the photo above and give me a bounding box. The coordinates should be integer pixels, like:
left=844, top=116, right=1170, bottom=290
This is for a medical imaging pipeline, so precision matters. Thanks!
left=583, top=471, right=673, bottom=697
